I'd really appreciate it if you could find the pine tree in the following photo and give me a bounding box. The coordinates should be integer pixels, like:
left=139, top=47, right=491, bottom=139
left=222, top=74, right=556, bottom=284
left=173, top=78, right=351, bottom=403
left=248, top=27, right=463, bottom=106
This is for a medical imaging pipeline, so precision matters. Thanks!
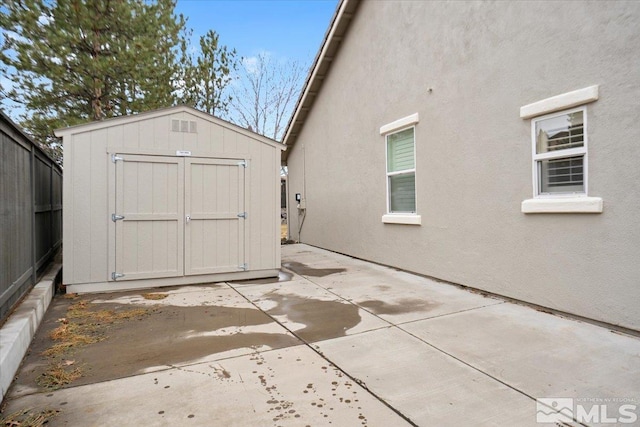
left=0, top=0, right=186, bottom=149
left=180, top=29, right=238, bottom=117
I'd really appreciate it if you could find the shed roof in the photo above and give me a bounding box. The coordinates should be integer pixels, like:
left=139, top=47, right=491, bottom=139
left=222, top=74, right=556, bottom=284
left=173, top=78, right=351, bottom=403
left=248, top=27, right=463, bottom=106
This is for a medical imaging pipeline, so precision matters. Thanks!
left=281, top=0, right=360, bottom=162
left=54, top=105, right=285, bottom=150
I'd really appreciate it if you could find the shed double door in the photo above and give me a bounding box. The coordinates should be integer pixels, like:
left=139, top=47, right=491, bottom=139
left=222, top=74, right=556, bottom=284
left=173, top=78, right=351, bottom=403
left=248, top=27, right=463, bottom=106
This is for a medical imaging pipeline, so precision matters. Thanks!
left=113, top=155, right=245, bottom=281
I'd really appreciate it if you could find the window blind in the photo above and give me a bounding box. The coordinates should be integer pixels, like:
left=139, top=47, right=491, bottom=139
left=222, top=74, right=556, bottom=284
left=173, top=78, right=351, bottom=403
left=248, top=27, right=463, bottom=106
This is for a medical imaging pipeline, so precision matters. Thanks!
left=540, top=156, right=584, bottom=193
left=387, top=128, right=415, bottom=172
left=534, top=110, right=586, bottom=194
left=386, top=127, right=416, bottom=213
left=389, top=173, right=416, bottom=212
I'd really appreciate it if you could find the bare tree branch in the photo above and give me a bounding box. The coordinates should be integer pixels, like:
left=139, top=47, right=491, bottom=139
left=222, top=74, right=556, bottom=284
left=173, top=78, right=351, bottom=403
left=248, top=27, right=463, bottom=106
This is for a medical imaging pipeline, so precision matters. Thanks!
left=228, top=53, right=307, bottom=141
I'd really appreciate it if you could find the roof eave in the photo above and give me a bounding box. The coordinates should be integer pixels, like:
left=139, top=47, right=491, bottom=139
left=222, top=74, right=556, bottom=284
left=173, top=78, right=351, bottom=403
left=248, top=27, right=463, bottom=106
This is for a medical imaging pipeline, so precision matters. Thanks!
left=54, top=105, right=285, bottom=150
left=281, top=0, right=360, bottom=162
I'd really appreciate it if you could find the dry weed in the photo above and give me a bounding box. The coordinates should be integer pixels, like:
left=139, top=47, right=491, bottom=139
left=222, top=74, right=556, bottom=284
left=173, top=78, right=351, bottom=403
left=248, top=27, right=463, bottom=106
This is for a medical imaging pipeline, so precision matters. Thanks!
left=36, top=364, right=82, bottom=389
left=141, top=293, right=168, bottom=300
left=0, top=408, right=59, bottom=427
left=37, top=297, right=153, bottom=389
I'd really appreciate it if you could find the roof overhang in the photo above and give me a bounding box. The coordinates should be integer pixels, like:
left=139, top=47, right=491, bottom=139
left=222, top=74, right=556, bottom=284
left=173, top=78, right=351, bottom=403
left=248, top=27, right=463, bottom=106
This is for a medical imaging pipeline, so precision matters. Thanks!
left=281, top=0, right=360, bottom=163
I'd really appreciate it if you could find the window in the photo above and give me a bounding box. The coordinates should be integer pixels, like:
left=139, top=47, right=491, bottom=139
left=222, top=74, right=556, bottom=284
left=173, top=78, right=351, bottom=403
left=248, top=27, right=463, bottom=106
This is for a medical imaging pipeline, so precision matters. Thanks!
left=520, top=85, right=603, bottom=214
left=379, top=113, right=421, bottom=225
left=533, top=108, right=586, bottom=196
left=387, top=127, right=416, bottom=212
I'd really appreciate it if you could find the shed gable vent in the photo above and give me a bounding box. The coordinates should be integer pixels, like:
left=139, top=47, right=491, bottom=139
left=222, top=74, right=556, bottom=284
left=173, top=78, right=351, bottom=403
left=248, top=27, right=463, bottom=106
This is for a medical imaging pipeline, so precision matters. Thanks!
left=171, top=119, right=198, bottom=133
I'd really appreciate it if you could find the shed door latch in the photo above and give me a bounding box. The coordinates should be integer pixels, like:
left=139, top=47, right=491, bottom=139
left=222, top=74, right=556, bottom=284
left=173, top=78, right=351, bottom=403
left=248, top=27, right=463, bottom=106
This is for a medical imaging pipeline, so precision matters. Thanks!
left=111, top=214, right=125, bottom=222
left=111, top=272, right=125, bottom=280
left=237, top=212, right=248, bottom=219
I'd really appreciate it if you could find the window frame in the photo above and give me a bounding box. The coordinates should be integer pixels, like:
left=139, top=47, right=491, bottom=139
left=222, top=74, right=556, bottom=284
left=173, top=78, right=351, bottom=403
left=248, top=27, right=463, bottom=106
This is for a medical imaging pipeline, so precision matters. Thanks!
left=531, top=106, right=588, bottom=198
left=379, top=113, right=421, bottom=225
left=385, top=125, right=417, bottom=214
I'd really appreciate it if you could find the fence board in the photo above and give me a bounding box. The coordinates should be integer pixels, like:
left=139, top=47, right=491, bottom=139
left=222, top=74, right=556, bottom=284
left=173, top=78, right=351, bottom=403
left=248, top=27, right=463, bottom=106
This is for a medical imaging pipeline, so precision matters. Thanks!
left=0, top=112, right=62, bottom=322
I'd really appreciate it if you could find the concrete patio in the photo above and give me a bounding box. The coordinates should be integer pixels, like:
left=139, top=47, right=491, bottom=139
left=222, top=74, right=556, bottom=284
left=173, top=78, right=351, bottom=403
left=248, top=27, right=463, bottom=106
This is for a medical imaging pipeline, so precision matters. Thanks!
left=2, top=244, right=639, bottom=426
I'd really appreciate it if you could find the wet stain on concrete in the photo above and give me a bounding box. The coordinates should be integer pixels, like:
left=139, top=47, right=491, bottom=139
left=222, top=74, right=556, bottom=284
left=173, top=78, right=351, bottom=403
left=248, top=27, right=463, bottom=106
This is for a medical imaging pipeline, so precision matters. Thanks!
left=304, top=365, right=369, bottom=426
left=282, top=262, right=346, bottom=277
left=265, top=294, right=361, bottom=342
left=358, top=298, right=438, bottom=315
left=249, top=350, right=299, bottom=424
left=13, top=301, right=300, bottom=391
left=233, top=270, right=293, bottom=285
left=73, top=304, right=300, bottom=384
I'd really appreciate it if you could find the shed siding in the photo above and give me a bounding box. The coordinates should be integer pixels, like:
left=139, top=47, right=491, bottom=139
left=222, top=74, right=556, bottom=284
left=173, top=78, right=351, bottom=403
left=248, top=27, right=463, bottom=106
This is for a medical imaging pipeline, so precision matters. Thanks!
left=286, top=1, right=640, bottom=330
left=63, top=108, right=280, bottom=288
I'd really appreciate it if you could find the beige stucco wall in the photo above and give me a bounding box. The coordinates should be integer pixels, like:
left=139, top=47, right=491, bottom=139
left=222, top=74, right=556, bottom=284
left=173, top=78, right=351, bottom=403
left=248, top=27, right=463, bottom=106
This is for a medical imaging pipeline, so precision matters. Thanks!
left=62, top=108, right=280, bottom=289
left=287, top=1, right=640, bottom=330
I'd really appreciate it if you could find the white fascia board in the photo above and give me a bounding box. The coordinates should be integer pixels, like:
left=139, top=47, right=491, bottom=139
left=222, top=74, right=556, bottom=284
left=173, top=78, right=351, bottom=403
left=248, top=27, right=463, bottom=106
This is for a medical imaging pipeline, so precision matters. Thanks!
left=380, top=113, right=419, bottom=135
left=520, top=86, right=599, bottom=119
left=521, top=197, right=603, bottom=214
left=382, top=214, right=422, bottom=225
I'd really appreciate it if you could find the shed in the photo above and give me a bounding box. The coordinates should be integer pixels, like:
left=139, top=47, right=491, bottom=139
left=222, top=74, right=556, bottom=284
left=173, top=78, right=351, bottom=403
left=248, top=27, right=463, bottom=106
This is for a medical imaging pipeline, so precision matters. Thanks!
left=56, top=106, right=284, bottom=293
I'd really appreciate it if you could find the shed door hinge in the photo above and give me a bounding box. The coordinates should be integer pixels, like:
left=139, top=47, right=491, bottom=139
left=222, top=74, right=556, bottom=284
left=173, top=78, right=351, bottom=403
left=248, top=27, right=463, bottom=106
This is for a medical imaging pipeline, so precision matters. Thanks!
left=239, top=263, right=248, bottom=271
left=111, top=154, right=124, bottom=163
left=237, top=212, right=247, bottom=219
left=111, top=272, right=125, bottom=280
left=237, top=160, right=248, bottom=168
left=111, top=213, right=125, bottom=222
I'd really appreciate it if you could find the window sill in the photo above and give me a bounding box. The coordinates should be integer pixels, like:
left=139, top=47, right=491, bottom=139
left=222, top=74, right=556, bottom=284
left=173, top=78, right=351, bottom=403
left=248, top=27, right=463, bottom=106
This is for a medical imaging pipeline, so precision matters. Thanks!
left=382, top=214, right=422, bottom=225
left=521, top=197, right=603, bottom=214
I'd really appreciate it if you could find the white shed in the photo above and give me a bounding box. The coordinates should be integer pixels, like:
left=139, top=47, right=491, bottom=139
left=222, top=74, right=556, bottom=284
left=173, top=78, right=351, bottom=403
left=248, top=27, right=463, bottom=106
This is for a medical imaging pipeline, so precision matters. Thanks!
left=56, top=106, right=284, bottom=293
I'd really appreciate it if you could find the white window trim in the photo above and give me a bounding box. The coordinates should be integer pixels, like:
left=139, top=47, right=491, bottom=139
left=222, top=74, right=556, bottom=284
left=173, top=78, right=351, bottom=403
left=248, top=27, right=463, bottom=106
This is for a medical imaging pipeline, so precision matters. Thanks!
left=380, top=113, right=419, bottom=135
left=520, top=85, right=598, bottom=119
left=380, top=114, right=421, bottom=225
left=382, top=214, right=421, bottom=225
left=521, top=96, right=603, bottom=214
left=521, top=197, right=603, bottom=214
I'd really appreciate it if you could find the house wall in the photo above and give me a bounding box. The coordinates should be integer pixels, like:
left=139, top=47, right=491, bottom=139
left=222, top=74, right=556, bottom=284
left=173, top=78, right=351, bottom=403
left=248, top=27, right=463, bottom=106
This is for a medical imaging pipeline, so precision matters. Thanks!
left=63, top=110, right=280, bottom=288
left=287, top=1, right=640, bottom=330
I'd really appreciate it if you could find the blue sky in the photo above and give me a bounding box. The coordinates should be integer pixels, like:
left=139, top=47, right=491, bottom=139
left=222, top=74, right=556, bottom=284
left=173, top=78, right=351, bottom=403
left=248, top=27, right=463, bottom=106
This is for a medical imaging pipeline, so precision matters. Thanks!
left=0, top=0, right=338, bottom=124
left=175, top=0, right=339, bottom=65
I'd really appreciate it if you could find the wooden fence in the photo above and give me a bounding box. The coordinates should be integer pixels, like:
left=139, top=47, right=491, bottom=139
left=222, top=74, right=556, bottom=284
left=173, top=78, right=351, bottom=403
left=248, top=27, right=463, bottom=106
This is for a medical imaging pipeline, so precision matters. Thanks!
left=0, top=111, right=62, bottom=322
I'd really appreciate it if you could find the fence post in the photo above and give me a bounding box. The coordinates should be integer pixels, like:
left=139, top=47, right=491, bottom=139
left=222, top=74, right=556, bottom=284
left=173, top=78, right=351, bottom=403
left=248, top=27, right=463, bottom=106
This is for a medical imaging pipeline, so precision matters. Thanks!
left=30, top=147, right=36, bottom=285
left=49, top=162, right=53, bottom=257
